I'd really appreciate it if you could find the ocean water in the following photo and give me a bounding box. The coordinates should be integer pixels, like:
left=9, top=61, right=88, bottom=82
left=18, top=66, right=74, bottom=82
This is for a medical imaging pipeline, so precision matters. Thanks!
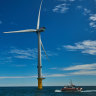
left=0, top=86, right=96, bottom=96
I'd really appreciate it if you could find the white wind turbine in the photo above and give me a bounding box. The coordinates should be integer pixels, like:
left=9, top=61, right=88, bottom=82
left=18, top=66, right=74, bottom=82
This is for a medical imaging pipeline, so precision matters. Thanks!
left=3, top=0, right=47, bottom=90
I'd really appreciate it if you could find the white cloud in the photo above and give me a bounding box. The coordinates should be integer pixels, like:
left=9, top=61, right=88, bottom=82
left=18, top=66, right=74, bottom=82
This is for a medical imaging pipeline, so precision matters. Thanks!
left=9, top=47, right=57, bottom=60
left=0, top=57, right=12, bottom=64
left=0, top=76, right=37, bottom=79
left=77, top=5, right=82, bottom=9
left=49, top=68, right=57, bottom=70
left=46, top=51, right=58, bottom=56
left=77, top=7, right=91, bottom=16
left=89, top=14, right=96, bottom=29
left=53, top=3, right=69, bottom=13
left=83, top=8, right=91, bottom=15
left=63, top=63, right=96, bottom=70
left=71, top=70, right=96, bottom=75
left=53, top=0, right=76, bottom=13
left=64, top=40, right=96, bottom=55
left=90, top=14, right=96, bottom=21
left=48, top=63, right=96, bottom=76
left=89, top=22, right=96, bottom=28
left=0, top=74, right=67, bottom=79
left=55, top=0, right=96, bottom=30
left=45, top=70, right=96, bottom=77
left=46, top=74, right=66, bottom=77
left=82, top=49, right=96, bottom=55
left=76, top=4, right=96, bottom=30
left=14, top=64, right=27, bottom=67
left=9, top=48, right=38, bottom=60
left=15, top=55, right=33, bottom=59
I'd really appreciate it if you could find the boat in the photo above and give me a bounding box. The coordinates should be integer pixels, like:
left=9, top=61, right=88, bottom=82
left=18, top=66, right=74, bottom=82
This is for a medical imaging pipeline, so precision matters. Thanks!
left=61, top=80, right=82, bottom=92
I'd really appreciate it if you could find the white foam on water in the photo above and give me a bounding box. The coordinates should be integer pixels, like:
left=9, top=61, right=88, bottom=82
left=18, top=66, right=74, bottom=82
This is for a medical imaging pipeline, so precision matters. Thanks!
left=55, top=90, right=62, bottom=92
left=81, top=90, right=96, bottom=93
left=55, top=89, right=96, bottom=93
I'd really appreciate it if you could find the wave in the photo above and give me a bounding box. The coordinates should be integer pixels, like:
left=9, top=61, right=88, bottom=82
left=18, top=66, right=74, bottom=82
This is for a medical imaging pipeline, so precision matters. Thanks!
left=55, top=90, right=62, bottom=92
left=55, top=90, right=96, bottom=93
left=81, top=90, right=96, bottom=93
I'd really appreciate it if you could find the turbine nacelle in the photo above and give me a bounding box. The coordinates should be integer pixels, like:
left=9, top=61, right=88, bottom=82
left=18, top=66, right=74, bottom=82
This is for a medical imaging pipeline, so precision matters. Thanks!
left=36, top=27, right=46, bottom=32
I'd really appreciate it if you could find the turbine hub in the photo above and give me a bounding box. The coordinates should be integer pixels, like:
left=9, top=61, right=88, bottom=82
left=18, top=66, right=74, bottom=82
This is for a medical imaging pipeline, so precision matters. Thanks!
left=37, top=27, right=46, bottom=32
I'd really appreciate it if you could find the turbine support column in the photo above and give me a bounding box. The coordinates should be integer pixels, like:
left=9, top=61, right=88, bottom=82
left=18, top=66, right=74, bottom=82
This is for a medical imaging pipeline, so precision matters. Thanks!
left=38, top=78, right=43, bottom=89
left=38, top=32, right=43, bottom=90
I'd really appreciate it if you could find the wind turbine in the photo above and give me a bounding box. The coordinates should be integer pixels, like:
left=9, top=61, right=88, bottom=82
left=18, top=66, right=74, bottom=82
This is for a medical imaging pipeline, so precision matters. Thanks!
left=3, top=0, right=47, bottom=90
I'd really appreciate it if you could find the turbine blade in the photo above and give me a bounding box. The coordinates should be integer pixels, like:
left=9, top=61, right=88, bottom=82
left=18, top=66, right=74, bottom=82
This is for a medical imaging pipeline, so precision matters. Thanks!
left=3, top=29, right=37, bottom=33
left=41, top=40, right=49, bottom=61
left=37, top=0, right=43, bottom=30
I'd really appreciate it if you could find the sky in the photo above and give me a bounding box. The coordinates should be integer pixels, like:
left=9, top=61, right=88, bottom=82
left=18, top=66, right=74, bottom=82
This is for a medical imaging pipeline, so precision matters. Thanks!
left=0, top=0, right=96, bottom=86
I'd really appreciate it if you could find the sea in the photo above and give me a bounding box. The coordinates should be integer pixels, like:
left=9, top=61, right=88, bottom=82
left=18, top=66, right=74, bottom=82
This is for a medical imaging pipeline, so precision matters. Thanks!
left=0, top=86, right=96, bottom=96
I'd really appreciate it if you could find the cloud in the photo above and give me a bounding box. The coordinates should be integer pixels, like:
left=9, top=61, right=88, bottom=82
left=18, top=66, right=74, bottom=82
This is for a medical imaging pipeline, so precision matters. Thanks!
left=9, top=48, right=38, bottom=60
left=0, top=76, right=37, bottom=79
left=0, top=57, right=12, bottom=64
left=46, top=70, right=96, bottom=77
left=9, top=47, right=57, bottom=60
left=49, top=68, right=57, bottom=70
left=89, top=22, right=96, bottom=28
left=48, top=63, right=96, bottom=76
left=53, top=0, right=76, bottom=13
left=1, top=70, right=96, bottom=79
left=71, top=70, right=96, bottom=75
left=46, top=51, right=58, bottom=56
left=76, top=6, right=91, bottom=16
left=53, top=3, right=69, bottom=13
left=2, top=63, right=96, bottom=79
left=63, top=63, right=96, bottom=70
left=90, top=14, right=96, bottom=21
left=89, top=14, right=96, bottom=29
left=76, top=2, right=96, bottom=30
left=81, top=8, right=96, bottom=29
left=0, top=74, right=66, bottom=79
left=76, top=5, right=82, bottom=9
left=45, top=70, right=96, bottom=77
left=54, top=0, right=96, bottom=31
left=46, top=74, right=67, bottom=77
left=83, top=8, right=91, bottom=15
left=0, top=74, right=67, bottom=79
left=14, top=64, right=27, bottom=67
left=64, top=40, right=96, bottom=55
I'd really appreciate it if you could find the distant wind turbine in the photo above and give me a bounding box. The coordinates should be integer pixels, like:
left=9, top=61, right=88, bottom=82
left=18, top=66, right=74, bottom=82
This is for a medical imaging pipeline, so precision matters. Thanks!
left=3, top=0, right=48, bottom=90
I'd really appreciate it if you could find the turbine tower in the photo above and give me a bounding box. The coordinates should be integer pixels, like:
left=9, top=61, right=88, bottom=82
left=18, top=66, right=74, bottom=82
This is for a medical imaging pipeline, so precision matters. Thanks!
left=3, top=0, right=47, bottom=90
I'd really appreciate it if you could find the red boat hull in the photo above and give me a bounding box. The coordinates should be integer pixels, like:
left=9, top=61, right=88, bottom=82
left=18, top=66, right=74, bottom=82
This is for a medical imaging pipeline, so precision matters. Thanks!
left=61, top=88, right=82, bottom=92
